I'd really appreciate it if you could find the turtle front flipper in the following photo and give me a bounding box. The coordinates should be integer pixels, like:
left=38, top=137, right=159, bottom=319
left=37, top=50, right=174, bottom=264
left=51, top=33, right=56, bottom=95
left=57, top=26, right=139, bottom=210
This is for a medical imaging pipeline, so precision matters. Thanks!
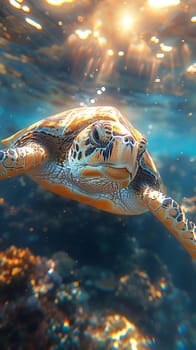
left=0, top=143, right=47, bottom=180
left=143, top=189, right=196, bottom=260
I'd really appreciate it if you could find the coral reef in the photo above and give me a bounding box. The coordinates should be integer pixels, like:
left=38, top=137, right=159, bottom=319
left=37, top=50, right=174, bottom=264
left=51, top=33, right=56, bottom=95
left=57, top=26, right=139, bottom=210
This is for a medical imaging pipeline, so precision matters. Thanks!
left=0, top=245, right=41, bottom=299
left=0, top=245, right=195, bottom=349
left=74, top=313, right=153, bottom=350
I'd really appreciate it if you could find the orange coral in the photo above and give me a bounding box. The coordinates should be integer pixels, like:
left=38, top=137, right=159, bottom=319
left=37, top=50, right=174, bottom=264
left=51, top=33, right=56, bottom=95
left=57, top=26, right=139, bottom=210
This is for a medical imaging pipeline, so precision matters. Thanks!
left=0, top=246, right=42, bottom=298
left=0, top=246, right=41, bottom=284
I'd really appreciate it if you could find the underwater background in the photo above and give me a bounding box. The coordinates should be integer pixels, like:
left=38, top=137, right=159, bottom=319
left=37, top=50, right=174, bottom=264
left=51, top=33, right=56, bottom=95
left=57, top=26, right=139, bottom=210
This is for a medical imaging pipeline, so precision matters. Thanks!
left=0, top=1, right=195, bottom=349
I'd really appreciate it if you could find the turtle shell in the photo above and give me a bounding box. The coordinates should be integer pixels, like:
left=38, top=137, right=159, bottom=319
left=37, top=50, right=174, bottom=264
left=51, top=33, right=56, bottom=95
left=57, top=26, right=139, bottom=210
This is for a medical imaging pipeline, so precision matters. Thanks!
left=2, top=106, right=159, bottom=176
left=2, top=106, right=146, bottom=148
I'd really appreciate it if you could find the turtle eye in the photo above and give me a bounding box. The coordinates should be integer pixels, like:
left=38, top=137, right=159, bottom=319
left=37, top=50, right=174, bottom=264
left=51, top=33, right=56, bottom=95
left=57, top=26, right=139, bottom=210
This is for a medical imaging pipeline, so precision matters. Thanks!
left=138, top=137, right=147, bottom=155
left=91, top=126, right=101, bottom=144
left=90, top=124, right=111, bottom=147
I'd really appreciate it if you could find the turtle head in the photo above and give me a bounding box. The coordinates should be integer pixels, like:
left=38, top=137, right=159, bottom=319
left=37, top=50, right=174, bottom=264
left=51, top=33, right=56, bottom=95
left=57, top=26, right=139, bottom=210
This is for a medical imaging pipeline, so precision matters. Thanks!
left=68, top=118, right=147, bottom=189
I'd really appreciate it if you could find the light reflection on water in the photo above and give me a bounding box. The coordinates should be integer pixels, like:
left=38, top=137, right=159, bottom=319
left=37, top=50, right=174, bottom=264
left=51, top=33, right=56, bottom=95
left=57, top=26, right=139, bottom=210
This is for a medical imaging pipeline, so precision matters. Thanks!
left=0, top=0, right=195, bottom=157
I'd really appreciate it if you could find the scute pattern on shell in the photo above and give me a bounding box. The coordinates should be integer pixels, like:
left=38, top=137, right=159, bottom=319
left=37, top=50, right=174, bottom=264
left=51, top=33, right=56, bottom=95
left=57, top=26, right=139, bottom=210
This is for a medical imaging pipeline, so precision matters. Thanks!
left=2, top=106, right=144, bottom=148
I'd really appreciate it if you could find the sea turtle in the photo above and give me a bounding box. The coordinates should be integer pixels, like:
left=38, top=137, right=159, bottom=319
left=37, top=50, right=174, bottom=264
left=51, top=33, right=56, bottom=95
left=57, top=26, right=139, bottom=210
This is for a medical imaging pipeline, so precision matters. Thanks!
left=0, top=106, right=195, bottom=258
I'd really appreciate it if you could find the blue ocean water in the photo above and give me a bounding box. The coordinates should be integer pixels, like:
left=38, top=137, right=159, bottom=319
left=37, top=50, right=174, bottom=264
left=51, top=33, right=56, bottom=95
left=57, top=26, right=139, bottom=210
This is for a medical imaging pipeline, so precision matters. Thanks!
left=0, top=1, right=195, bottom=349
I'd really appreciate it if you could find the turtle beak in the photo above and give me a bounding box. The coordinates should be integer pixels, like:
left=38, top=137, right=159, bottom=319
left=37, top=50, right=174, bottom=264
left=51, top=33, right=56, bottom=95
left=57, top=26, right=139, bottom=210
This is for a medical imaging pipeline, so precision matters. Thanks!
left=73, top=134, right=139, bottom=188
left=107, top=136, right=139, bottom=181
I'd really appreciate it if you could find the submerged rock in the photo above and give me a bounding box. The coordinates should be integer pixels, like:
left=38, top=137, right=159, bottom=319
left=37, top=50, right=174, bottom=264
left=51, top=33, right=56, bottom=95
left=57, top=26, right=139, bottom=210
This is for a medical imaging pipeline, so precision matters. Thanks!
left=0, top=245, right=195, bottom=349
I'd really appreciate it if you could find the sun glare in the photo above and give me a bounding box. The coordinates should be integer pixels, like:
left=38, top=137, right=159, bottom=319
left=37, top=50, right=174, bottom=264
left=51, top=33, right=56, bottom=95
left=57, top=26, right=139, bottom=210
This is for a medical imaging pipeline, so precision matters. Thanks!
left=46, top=0, right=74, bottom=5
left=75, top=29, right=92, bottom=40
left=25, top=17, right=42, bottom=30
left=121, top=15, right=133, bottom=30
left=148, top=0, right=180, bottom=8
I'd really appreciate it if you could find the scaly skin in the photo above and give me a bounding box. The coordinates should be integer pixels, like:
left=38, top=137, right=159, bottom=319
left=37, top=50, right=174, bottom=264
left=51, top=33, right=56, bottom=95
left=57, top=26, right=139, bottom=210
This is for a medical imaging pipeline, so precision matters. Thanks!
left=143, top=189, right=196, bottom=259
left=0, top=144, right=47, bottom=179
